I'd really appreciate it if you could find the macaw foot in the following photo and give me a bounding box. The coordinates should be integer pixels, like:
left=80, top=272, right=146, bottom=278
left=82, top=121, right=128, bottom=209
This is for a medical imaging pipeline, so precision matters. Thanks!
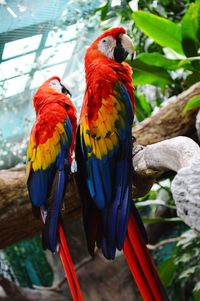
left=40, top=208, right=47, bottom=223
left=132, top=145, right=145, bottom=158
left=132, top=135, right=136, bottom=144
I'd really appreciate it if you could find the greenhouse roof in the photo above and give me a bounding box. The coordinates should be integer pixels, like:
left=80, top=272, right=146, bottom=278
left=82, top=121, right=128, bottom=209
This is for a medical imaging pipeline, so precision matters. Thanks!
left=0, top=0, right=100, bottom=143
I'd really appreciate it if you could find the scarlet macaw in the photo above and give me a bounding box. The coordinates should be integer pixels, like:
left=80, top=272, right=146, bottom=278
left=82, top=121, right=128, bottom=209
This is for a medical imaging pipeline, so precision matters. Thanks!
left=26, top=77, right=83, bottom=301
left=76, top=28, right=170, bottom=301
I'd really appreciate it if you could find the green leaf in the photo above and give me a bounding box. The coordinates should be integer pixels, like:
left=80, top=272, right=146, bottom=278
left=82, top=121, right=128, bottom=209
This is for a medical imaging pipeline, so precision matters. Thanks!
left=179, top=266, right=197, bottom=279
left=193, top=289, right=200, bottom=301
left=193, top=282, right=200, bottom=293
left=142, top=217, right=181, bottom=224
left=95, top=1, right=111, bottom=21
left=132, top=10, right=184, bottom=55
left=136, top=52, right=180, bottom=70
left=181, top=2, right=200, bottom=56
left=177, top=59, right=194, bottom=71
left=183, top=95, right=200, bottom=113
left=193, top=282, right=200, bottom=301
left=129, top=59, right=172, bottom=89
left=135, top=93, right=152, bottom=121
left=158, top=257, right=176, bottom=287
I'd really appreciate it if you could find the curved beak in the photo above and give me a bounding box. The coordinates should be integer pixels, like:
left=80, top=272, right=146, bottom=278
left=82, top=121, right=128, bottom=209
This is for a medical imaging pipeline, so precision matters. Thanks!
left=114, top=33, right=135, bottom=63
left=60, top=83, right=72, bottom=97
left=120, top=33, right=135, bottom=61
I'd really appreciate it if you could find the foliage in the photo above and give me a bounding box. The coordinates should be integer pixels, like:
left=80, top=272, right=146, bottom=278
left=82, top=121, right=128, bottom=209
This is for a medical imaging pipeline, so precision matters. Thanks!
left=4, top=236, right=53, bottom=287
left=137, top=179, right=200, bottom=300
left=183, top=95, right=200, bottom=112
left=158, top=230, right=200, bottom=300
left=131, top=3, right=200, bottom=95
left=132, top=10, right=184, bottom=54
left=2, top=1, right=200, bottom=298
left=131, top=4, right=200, bottom=102
left=98, top=0, right=200, bottom=122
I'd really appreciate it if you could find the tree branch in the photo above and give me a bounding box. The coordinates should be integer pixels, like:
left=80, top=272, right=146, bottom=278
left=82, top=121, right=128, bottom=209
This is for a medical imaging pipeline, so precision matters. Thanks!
left=133, top=81, right=200, bottom=145
left=0, top=275, right=66, bottom=301
left=0, top=82, right=200, bottom=248
left=132, top=136, right=200, bottom=197
left=0, top=166, right=81, bottom=248
left=147, top=236, right=183, bottom=250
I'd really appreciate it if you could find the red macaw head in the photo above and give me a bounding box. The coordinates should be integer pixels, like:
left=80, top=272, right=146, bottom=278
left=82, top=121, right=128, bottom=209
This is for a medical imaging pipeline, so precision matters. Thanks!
left=32, top=76, right=77, bottom=152
left=85, top=27, right=135, bottom=64
left=33, top=76, right=72, bottom=114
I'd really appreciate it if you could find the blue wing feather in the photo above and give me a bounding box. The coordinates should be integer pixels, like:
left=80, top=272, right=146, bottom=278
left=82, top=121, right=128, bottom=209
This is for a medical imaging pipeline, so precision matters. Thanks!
left=28, top=165, right=55, bottom=207
left=80, top=84, right=134, bottom=259
left=43, top=169, right=65, bottom=251
left=27, top=117, right=72, bottom=252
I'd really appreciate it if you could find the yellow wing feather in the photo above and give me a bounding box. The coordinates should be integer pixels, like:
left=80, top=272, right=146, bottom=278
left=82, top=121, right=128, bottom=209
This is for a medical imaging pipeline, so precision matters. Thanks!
left=27, top=122, right=66, bottom=176
left=81, top=94, right=124, bottom=160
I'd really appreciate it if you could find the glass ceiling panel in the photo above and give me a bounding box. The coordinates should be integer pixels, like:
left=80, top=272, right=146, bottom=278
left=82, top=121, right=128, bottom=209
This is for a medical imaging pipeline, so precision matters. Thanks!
left=38, top=41, right=76, bottom=66
left=0, top=0, right=101, bottom=169
left=30, top=63, right=67, bottom=89
left=0, top=53, right=36, bottom=80
left=2, top=34, right=42, bottom=59
left=45, top=23, right=84, bottom=46
left=3, top=75, right=30, bottom=98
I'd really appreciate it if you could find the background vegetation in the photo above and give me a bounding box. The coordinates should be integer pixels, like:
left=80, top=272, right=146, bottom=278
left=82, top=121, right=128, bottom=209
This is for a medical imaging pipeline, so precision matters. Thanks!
left=1, top=1, right=200, bottom=300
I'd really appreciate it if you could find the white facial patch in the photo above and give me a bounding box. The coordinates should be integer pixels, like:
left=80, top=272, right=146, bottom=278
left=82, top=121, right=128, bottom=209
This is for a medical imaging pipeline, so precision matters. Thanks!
left=49, top=79, right=62, bottom=93
left=97, top=35, right=116, bottom=59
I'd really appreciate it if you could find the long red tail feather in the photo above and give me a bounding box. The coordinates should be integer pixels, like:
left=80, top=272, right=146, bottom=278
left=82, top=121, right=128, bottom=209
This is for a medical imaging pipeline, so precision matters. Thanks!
left=123, top=215, right=170, bottom=301
left=59, top=224, right=84, bottom=301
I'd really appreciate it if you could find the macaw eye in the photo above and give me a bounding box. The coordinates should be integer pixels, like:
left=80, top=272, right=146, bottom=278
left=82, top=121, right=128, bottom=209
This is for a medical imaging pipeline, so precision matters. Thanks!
left=102, top=39, right=106, bottom=43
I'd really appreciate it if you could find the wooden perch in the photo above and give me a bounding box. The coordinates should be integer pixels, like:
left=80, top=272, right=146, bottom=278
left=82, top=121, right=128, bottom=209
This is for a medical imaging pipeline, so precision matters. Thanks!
left=172, top=157, right=200, bottom=232
left=132, top=136, right=200, bottom=233
left=0, top=82, right=200, bottom=248
left=132, top=136, right=200, bottom=197
left=133, top=81, right=200, bottom=145
left=0, top=166, right=81, bottom=249
left=196, top=110, right=200, bottom=140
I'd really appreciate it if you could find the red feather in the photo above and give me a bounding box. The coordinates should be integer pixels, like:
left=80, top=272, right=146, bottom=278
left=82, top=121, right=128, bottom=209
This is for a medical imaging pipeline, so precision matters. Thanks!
left=124, top=215, right=168, bottom=301
left=59, top=225, right=83, bottom=301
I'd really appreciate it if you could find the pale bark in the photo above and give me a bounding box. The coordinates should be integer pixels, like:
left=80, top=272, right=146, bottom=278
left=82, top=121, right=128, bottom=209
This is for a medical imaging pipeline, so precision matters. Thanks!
left=172, top=158, right=200, bottom=232
left=196, top=110, right=200, bottom=140
left=132, top=136, right=200, bottom=233
left=132, top=136, right=200, bottom=197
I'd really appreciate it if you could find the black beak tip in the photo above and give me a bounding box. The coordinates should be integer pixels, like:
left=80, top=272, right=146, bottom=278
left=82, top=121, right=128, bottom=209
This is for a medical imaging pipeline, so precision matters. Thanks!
left=131, top=52, right=136, bottom=61
left=131, top=54, right=134, bottom=61
left=60, top=83, right=72, bottom=97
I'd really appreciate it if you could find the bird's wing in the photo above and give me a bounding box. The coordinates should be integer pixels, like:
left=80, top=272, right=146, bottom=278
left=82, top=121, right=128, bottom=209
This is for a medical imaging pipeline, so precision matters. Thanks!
left=27, top=116, right=72, bottom=251
left=77, top=81, right=134, bottom=259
